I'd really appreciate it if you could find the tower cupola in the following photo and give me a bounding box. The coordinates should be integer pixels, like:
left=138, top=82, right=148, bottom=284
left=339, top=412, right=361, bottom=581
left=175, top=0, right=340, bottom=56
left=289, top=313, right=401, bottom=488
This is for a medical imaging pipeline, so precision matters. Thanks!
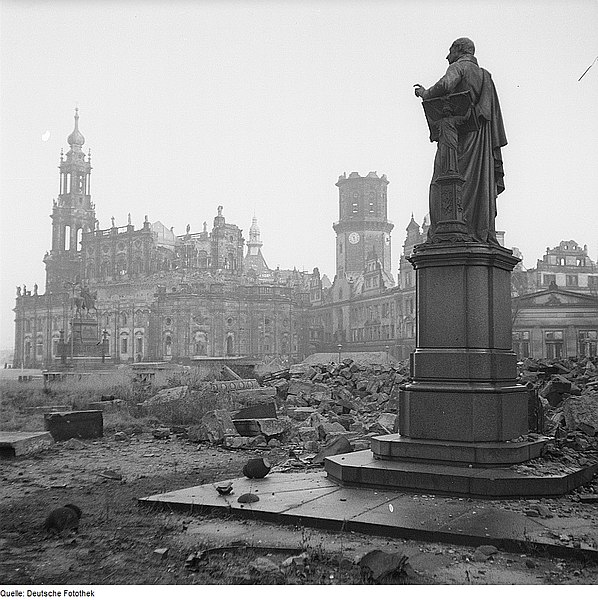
left=67, top=108, right=85, bottom=148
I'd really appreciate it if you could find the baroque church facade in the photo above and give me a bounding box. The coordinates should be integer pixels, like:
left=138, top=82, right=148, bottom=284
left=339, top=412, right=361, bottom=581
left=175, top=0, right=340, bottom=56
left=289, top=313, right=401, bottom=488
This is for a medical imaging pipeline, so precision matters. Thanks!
left=13, top=112, right=598, bottom=368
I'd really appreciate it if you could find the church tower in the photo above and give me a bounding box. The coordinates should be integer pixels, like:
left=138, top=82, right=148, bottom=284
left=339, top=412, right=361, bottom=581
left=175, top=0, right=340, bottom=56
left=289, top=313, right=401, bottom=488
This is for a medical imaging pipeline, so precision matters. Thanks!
left=333, top=171, right=393, bottom=280
left=44, top=109, right=96, bottom=292
left=244, top=216, right=270, bottom=276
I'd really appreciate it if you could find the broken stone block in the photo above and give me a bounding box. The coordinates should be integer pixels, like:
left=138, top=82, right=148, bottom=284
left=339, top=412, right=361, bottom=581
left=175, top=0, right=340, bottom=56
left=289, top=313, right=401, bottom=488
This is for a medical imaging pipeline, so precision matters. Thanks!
left=472, top=545, right=498, bottom=562
left=298, top=427, right=318, bottom=442
left=280, top=552, right=309, bottom=571
left=233, top=402, right=277, bottom=420
left=153, top=548, right=169, bottom=560
left=145, top=386, right=188, bottom=407
left=563, top=393, right=598, bottom=434
left=284, top=394, right=308, bottom=407
left=201, top=410, right=238, bottom=444
left=114, top=431, right=128, bottom=442
left=256, top=418, right=287, bottom=438
left=317, top=421, right=347, bottom=440
left=63, top=438, right=86, bottom=450
left=44, top=410, right=103, bottom=441
left=303, top=440, right=320, bottom=452
left=287, top=407, right=317, bottom=420
left=377, top=412, right=398, bottom=433
left=351, top=440, right=371, bottom=451
left=359, top=549, right=409, bottom=582
left=152, top=427, right=170, bottom=440
left=187, top=425, right=209, bottom=443
left=223, top=436, right=251, bottom=449
left=311, top=391, right=332, bottom=405
left=0, top=431, right=54, bottom=458
left=312, top=434, right=352, bottom=464
left=249, top=556, right=280, bottom=575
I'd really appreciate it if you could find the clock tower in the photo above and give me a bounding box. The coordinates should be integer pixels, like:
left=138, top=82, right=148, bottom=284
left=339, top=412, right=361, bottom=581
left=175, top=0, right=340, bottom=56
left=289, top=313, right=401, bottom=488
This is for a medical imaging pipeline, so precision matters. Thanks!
left=333, top=171, right=393, bottom=280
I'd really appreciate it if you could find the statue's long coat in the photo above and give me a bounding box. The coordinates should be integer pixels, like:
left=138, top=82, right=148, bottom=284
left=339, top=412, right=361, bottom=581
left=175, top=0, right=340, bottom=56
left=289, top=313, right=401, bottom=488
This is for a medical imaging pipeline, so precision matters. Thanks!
left=422, top=54, right=507, bottom=243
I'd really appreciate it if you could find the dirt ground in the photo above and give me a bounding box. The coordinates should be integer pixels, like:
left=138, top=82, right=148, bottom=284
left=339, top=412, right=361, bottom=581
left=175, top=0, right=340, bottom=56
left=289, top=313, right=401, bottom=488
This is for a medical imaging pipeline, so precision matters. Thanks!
left=2, top=432, right=598, bottom=586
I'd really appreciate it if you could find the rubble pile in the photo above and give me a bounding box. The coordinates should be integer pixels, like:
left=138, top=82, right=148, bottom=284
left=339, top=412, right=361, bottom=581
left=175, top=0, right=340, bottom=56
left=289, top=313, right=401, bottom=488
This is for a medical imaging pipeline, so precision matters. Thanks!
left=156, top=357, right=410, bottom=457
left=518, top=356, right=598, bottom=436
left=514, top=357, right=598, bottom=488
left=265, top=357, right=410, bottom=454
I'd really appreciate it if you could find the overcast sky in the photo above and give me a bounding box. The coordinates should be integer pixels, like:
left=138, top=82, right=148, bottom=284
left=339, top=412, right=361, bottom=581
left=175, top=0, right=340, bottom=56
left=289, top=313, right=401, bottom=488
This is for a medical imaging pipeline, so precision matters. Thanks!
left=1, top=0, right=597, bottom=352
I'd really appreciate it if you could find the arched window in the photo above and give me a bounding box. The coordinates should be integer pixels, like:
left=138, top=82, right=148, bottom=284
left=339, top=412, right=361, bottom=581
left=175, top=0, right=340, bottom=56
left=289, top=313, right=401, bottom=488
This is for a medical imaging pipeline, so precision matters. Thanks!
left=77, top=228, right=83, bottom=251
left=64, top=225, right=71, bottom=251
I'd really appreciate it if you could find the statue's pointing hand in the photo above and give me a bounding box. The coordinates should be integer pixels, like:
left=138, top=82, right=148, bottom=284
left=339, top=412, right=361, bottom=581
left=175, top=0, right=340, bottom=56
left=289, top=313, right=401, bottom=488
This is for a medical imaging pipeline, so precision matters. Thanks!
left=413, top=84, right=425, bottom=98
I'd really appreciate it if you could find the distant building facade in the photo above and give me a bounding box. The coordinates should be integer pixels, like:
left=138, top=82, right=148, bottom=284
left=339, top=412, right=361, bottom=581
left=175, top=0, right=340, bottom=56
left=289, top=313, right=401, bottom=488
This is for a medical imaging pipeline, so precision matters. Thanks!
left=12, top=111, right=598, bottom=368
left=13, top=112, right=311, bottom=368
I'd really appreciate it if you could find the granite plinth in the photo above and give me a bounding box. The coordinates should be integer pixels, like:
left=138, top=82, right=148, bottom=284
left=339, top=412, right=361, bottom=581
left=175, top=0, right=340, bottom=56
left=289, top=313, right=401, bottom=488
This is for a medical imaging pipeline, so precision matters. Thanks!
left=398, top=242, right=529, bottom=444
left=325, top=450, right=598, bottom=498
left=0, top=431, right=54, bottom=458
left=371, top=434, right=549, bottom=467
left=398, top=382, right=529, bottom=442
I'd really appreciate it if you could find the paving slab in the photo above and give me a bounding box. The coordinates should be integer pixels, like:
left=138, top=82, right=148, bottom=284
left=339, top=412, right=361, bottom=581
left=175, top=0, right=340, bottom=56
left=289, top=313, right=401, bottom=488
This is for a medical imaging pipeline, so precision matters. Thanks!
left=139, top=470, right=598, bottom=560
left=0, top=431, right=54, bottom=457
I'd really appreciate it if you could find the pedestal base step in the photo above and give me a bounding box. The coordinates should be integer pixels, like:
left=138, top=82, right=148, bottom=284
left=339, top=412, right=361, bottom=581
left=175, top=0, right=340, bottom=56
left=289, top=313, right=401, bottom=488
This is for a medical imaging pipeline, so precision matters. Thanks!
left=325, top=450, right=598, bottom=498
left=372, top=434, right=549, bottom=467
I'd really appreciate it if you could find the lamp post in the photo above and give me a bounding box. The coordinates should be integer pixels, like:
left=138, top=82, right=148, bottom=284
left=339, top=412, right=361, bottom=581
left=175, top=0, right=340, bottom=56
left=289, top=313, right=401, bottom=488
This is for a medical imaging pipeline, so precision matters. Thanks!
left=101, top=329, right=108, bottom=363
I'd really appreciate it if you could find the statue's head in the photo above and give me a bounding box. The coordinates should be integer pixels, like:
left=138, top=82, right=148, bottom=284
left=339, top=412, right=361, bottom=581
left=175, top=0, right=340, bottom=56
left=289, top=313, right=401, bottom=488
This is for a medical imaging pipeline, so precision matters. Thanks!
left=447, top=38, right=475, bottom=63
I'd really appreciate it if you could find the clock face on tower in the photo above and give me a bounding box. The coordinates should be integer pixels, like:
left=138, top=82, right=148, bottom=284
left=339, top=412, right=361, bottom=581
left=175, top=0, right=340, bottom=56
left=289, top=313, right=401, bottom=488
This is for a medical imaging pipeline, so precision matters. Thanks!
left=348, top=232, right=360, bottom=245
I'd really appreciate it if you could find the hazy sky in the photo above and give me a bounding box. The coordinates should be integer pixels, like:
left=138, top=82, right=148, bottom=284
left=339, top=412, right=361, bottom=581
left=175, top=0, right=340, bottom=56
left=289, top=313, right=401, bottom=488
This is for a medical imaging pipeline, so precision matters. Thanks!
left=1, top=0, right=597, bottom=352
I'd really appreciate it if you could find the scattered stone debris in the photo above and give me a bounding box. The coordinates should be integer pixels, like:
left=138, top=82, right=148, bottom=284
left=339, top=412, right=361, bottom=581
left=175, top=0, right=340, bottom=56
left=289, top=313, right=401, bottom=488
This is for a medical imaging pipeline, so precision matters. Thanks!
left=153, top=547, right=169, bottom=560
left=472, top=545, right=498, bottom=562
left=242, top=457, right=271, bottom=479
left=280, top=552, right=309, bottom=572
left=249, top=556, right=281, bottom=577
left=63, top=438, right=86, bottom=450
left=237, top=492, right=260, bottom=504
left=359, top=549, right=409, bottom=582
left=215, top=481, right=233, bottom=495
left=99, top=469, right=123, bottom=481
left=152, top=427, right=170, bottom=440
left=44, top=504, right=82, bottom=534
left=144, top=386, right=189, bottom=407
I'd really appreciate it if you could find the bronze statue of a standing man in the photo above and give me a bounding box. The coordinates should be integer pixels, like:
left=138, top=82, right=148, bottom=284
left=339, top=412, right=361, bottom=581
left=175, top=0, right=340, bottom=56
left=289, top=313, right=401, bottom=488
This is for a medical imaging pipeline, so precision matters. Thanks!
left=414, top=38, right=507, bottom=244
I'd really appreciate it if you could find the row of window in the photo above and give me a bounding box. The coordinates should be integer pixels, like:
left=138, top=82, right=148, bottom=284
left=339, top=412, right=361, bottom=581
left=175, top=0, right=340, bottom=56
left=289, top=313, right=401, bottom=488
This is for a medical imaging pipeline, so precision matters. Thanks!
left=542, top=274, right=598, bottom=287
left=513, top=330, right=597, bottom=359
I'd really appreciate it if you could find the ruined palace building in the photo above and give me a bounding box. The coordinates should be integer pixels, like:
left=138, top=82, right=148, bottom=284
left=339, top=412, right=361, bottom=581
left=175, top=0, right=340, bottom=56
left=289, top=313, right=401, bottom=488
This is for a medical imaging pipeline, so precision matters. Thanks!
left=13, top=112, right=598, bottom=368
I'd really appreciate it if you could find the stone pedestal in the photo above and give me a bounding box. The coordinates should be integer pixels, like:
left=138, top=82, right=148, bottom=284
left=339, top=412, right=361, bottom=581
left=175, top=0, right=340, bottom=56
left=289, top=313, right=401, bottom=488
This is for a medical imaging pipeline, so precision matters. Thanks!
left=399, top=242, right=529, bottom=447
left=325, top=241, right=598, bottom=496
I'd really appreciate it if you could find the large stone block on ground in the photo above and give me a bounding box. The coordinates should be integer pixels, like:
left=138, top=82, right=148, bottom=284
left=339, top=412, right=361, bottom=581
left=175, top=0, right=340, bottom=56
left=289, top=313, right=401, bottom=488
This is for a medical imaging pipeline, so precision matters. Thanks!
left=233, top=402, right=277, bottom=420
left=44, top=410, right=103, bottom=441
left=0, top=431, right=54, bottom=458
left=313, top=435, right=353, bottom=464
left=563, top=393, right=598, bottom=434
left=201, top=409, right=237, bottom=443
